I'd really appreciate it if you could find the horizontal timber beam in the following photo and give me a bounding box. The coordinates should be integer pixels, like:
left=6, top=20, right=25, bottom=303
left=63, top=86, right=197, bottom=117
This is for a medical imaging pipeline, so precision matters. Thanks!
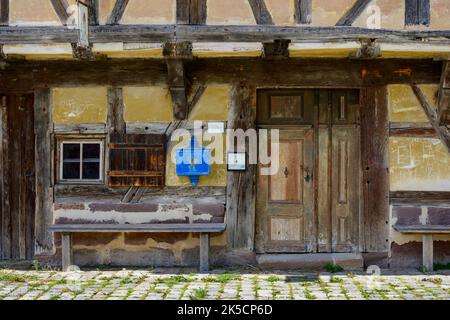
left=1, top=25, right=450, bottom=44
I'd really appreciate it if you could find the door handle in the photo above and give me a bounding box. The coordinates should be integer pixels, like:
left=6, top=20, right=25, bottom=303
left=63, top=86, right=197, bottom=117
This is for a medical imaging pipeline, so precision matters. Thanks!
left=283, top=167, right=289, bottom=178
left=301, top=166, right=312, bottom=183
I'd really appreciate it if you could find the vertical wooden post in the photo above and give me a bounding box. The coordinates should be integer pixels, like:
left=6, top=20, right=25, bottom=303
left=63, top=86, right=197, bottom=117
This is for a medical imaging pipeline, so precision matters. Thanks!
left=0, top=96, right=4, bottom=259
left=0, top=0, right=9, bottom=25
left=34, top=88, right=54, bottom=255
left=226, top=83, right=257, bottom=250
left=422, top=234, right=433, bottom=272
left=61, top=233, right=73, bottom=271
left=199, top=233, right=209, bottom=272
left=360, top=87, right=389, bottom=252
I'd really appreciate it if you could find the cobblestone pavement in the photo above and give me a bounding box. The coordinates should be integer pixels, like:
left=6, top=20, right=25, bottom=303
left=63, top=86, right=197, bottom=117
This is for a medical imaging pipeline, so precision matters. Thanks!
left=0, top=268, right=449, bottom=300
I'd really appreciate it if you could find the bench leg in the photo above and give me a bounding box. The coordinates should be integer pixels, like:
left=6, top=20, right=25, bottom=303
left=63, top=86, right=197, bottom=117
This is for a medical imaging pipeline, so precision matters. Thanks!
left=422, top=234, right=433, bottom=272
left=61, top=233, right=73, bottom=272
left=199, top=233, right=209, bottom=272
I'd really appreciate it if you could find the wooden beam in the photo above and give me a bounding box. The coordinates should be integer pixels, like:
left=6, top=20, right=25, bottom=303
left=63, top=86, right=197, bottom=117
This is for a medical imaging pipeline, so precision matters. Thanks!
left=411, top=84, right=450, bottom=154
left=248, top=0, right=274, bottom=25
left=390, top=191, right=450, bottom=205
left=34, top=88, right=54, bottom=256
left=50, top=0, right=70, bottom=25
left=2, top=25, right=450, bottom=44
left=190, top=0, right=207, bottom=25
left=438, top=61, right=450, bottom=125
left=87, top=0, right=99, bottom=26
left=0, top=0, right=8, bottom=25
left=107, top=0, right=129, bottom=25
left=262, top=40, right=290, bottom=59
left=389, top=122, right=436, bottom=137
left=176, top=0, right=190, bottom=24
left=336, top=0, right=372, bottom=26
left=360, top=86, right=389, bottom=252
left=294, top=0, right=312, bottom=24
left=226, top=82, right=257, bottom=250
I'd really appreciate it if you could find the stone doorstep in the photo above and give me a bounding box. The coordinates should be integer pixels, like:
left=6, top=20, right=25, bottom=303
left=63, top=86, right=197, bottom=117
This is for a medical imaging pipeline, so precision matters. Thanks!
left=256, top=253, right=364, bottom=271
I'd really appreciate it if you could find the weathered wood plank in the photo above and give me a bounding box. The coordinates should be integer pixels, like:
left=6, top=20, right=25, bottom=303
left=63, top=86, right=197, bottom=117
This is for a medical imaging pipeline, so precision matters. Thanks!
left=50, top=0, right=70, bottom=25
left=54, top=123, right=106, bottom=134
left=107, top=87, right=125, bottom=135
left=166, top=59, right=188, bottom=120
left=390, top=191, right=450, bottom=205
left=106, top=0, right=129, bottom=25
left=176, top=0, right=190, bottom=24
left=247, top=0, right=274, bottom=25
left=422, top=234, right=433, bottom=271
left=294, top=0, right=312, bottom=24
left=0, top=0, right=8, bottom=25
left=389, top=122, right=436, bottom=137
left=360, top=87, right=389, bottom=252
left=411, top=84, right=450, bottom=154
left=393, top=225, right=450, bottom=234
left=34, top=89, right=54, bottom=255
left=226, top=83, right=257, bottom=250
left=438, top=61, right=450, bottom=125
left=50, top=223, right=226, bottom=233
left=2, top=25, right=450, bottom=44
left=336, top=0, right=372, bottom=26
left=0, top=96, right=5, bottom=259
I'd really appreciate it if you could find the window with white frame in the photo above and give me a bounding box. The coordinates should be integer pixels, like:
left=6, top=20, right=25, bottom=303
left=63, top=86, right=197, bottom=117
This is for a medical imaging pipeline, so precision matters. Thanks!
left=59, top=140, right=104, bottom=183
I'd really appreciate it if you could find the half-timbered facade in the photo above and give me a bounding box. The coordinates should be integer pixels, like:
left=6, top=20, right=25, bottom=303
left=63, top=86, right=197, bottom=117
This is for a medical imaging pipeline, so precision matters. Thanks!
left=0, top=0, right=450, bottom=270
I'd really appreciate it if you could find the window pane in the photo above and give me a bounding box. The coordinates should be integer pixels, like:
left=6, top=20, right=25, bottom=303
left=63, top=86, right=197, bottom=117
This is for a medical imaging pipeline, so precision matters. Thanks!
left=63, top=162, right=80, bottom=179
left=63, top=144, right=80, bottom=160
left=82, top=162, right=100, bottom=180
left=83, top=143, right=100, bottom=159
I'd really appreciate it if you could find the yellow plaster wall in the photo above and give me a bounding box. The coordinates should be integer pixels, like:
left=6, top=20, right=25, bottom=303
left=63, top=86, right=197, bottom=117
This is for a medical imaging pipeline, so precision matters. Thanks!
left=431, top=0, right=450, bottom=29
left=9, top=0, right=76, bottom=26
left=189, top=85, right=230, bottom=121
left=389, top=137, right=450, bottom=191
left=52, top=87, right=108, bottom=124
left=388, top=84, right=439, bottom=123
left=265, top=0, right=294, bottom=25
left=311, top=0, right=354, bottom=26
left=123, top=86, right=173, bottom=122
left=207, top=0, right=256, bottom=25
left=120, top=0, right=176, bottom=25
left=353, top=0, right=405, bottom=29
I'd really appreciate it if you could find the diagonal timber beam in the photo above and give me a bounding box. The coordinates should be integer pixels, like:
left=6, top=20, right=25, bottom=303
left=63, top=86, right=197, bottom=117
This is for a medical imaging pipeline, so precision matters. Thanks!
left=0, top=0, right=9, bottom=25
left=438, top=61, right=450, bottom=125
left=336, top=0, right=372, bottom=26
left=107, top=0, right=129, bottom=25
left=411, top=84, right=450, bottom=154
left=50, top=0, right=70, bottom=25
left=248, top=0, right=274, bottom=25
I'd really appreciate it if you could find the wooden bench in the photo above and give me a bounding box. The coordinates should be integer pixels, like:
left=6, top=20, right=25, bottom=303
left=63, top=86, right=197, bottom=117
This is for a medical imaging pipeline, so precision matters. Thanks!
left=392, top=224, right=450, bottom=271
left=49, top=223, right=226, bottom=272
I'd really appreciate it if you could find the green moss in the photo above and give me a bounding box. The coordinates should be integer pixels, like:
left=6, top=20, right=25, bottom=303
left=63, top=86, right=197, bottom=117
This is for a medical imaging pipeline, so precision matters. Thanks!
left=324, top=262, right=344, bottom=273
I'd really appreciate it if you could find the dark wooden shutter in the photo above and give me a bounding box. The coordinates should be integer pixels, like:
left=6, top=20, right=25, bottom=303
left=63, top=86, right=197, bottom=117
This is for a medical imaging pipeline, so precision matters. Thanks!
left=405, top=0, right=430, bottom=26
left=108, top=134, right=166, bottom=187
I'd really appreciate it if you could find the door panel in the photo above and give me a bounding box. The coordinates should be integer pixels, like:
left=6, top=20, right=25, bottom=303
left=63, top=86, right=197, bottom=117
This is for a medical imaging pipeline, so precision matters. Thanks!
left=256, top=129, right=314, bottom=253
left=0, top=94, right=35, bottom=260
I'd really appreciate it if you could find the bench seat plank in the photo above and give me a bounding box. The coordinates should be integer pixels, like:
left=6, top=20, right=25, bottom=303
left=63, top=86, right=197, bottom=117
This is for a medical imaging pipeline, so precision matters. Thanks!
left=392, top=225, right=450, bottom=234
left=50, top=223, right=226, bottom=233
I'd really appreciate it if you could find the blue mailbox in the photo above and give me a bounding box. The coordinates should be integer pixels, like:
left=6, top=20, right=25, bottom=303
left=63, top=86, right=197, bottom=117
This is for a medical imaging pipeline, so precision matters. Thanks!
left=176, top=136, right=211, bottom=187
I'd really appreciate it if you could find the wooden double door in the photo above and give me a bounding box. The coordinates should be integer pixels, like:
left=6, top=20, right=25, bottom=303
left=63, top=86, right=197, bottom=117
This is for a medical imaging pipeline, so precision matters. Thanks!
left=255, top=89, right=361, bottom=253
left=0, top=94, right=36, bottom=260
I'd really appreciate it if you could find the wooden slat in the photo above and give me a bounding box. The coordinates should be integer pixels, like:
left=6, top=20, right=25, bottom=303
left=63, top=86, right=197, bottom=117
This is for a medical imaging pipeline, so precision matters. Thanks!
left=108, top=171, right=163, bottom=177
left=176, top=0, right=190, bottom=24
left=167, top=59, right=188, bottom=120
left=438, top=61, right=450, bottom=125
left=106, top=0, right=129, bottom=25
left=50, top=223, right=226, bottom=233
left=247, top=0, right=274, bottom=25
left=0, top=0, right=8, bottom=25
left=393, top=224, right=450, bottom=234
left=294, top=0, right=312, bottom=24
left=54, top=123, right=106, bottom=134
left=360, top=87, right=389, bottom=252
left=50, top=0, right=70, bottom=25
left=411, top=84, right=450, bottom=154
left=336, top=0, right=372, bottom=26
left=0, top=95, right=8, bottom=259
left=34, top=89, right=54, bottom=255
left=199, top=233, right=209, bottom=271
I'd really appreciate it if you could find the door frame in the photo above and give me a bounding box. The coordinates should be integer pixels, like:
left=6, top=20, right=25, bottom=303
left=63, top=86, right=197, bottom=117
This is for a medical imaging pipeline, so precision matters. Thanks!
left=254, top=87, right=364, bottom=254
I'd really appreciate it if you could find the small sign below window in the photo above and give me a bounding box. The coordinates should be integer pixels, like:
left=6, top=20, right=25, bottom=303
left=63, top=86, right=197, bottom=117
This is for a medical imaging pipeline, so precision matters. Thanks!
left=227, top=152, right=247, bottom=171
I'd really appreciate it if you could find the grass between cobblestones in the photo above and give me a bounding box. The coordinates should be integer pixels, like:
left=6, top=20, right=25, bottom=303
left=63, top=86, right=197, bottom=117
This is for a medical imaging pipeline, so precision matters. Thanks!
left=0, top=268, right=448, bottom=300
